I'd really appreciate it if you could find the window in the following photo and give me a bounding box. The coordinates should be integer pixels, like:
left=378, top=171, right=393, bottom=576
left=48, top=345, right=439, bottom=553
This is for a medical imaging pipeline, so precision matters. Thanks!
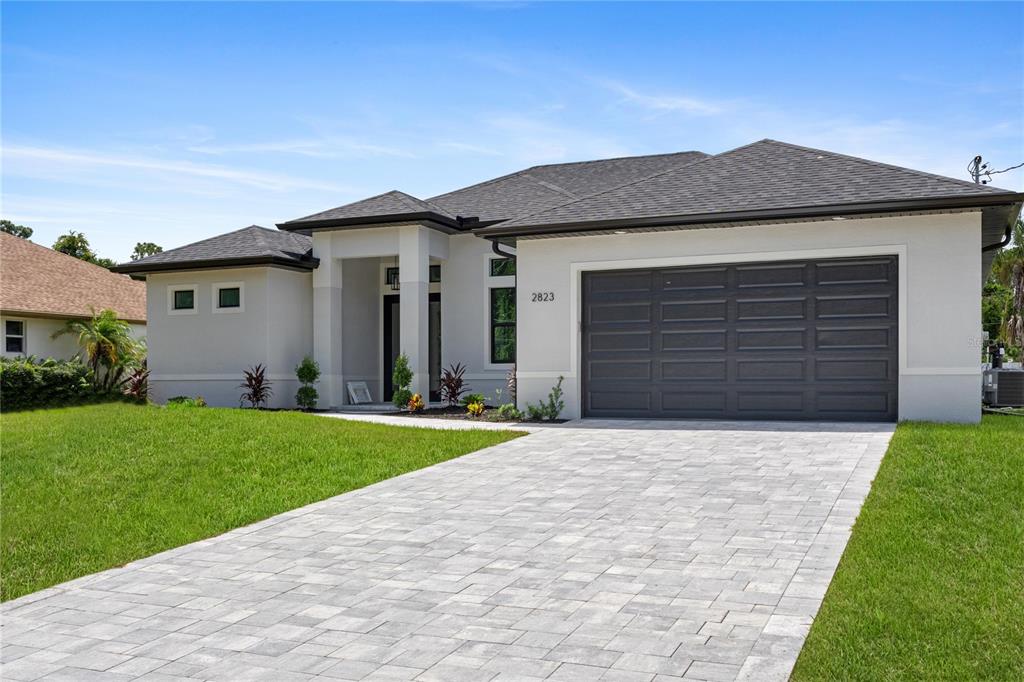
left=490, top=287, right=516, bottom=364
left=218, top=287, right=240, bottom=308
left=212, top=282, right=244, bottom=313
left=5, top=320, right=25, bottom=353
left=490, top=257, right=516, bottom=277
left=385, top=266, right=440, bottom=286
left=173, top=289, right=194, bottom=310
left=430, top=264, right=441, bottom=283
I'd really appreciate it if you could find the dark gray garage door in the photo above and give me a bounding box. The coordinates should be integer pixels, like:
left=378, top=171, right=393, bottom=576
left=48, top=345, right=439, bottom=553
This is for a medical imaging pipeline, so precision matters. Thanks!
left=582, top=256, right=898, bottom=421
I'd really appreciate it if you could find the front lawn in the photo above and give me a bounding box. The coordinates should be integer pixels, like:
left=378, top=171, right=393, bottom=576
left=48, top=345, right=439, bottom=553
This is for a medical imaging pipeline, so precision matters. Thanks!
left=0, top=403, right=522, bottom=601
left=792, top=415, right=1024, bottom=681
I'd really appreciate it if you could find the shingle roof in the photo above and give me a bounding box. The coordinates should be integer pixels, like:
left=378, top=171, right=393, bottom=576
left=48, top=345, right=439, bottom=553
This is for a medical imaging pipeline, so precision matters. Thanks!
left=1, top=232, right=147, bottom=323
left=491, top=140, right=1019, bottom=231
left=427, top=151, right=709, bottom=223
left=282, top=190, right=456, bottom=227
left=114, top=225, right=315, bottom=274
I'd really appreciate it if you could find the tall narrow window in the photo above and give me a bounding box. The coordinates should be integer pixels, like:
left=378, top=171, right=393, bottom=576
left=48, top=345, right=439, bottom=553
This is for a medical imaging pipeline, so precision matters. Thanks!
left=5, top=320, right=25, bottom=353
left=490, top=287, right=516, bottom=364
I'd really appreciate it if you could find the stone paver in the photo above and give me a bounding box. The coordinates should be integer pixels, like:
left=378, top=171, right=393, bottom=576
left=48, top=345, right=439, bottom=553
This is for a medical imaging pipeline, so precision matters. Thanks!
left=0, top=420, right=894, bottom=681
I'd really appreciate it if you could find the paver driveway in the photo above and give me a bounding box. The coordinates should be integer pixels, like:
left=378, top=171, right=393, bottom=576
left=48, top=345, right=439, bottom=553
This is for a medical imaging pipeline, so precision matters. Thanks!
left=1, top=420, right=894, bottom=682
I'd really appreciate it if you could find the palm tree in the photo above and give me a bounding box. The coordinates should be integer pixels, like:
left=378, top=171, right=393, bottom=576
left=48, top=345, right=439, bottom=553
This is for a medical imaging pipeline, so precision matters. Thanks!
left=52, top=308, right=144, bottom=391
left=990, top=218, right=1024, bottom=349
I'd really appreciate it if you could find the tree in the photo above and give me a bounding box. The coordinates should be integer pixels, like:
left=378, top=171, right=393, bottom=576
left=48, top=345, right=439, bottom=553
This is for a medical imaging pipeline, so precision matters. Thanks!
left=51, top=308, right=144, bottom=392
left=1, top=219, right=33, bottom=239
left=989, top=218, right=1024, bottom=353
left=52, top=230, right=117, bottom=270
left=131, top=242, right=163, bottom=261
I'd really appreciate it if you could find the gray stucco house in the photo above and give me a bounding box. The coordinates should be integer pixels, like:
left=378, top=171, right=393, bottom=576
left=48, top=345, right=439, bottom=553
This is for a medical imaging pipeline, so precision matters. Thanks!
left=116, top=139, right=1023, bottom=422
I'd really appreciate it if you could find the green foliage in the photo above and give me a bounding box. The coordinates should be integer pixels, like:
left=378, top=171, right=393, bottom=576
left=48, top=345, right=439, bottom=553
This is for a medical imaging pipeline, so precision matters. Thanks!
left=392, top=353, right=413, bottom=409
left=1, top=219, right=32, bottom=239
left=166, top=396, right=207, bottom=408
left=51, top=230, right=117, bottom=270
left=0, top=403, right=522, bottom=600
left=123, top=367, right=150, bottom=404
left=496, top=403, right=523, bottom=421
left=239, top=364, right=273, bottom=408
left=0, top=357, right=105, bottom=411
left=392, top=388, right=413, bottom=410
left=983, top=280, right=1012, bottom=342
left=461, top=392, right=485, bottom=407
left=525, top=376, right=565, bottom=421
left=466, top=400, right=485, bottom=417
left=52, top=308, right=144, bottom=391
left=130, top=242, right=163, bottom=261
left=294, top=356, right=320, bottom=409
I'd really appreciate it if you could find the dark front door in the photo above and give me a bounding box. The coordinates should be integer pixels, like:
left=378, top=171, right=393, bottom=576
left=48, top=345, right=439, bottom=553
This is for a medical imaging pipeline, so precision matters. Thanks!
left=383, top=293, right=441, bottom=402
left=581, top=256, right=899, bottom=421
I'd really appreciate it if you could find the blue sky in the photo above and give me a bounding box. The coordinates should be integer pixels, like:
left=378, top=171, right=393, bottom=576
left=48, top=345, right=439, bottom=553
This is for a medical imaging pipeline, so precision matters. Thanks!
left=3, top=2, right=1022, bottom=261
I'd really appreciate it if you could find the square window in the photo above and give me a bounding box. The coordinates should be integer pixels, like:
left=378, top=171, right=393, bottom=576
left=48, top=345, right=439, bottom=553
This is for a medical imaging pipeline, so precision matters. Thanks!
left=218, top=287, right=240, bottom=308
left=490, top=258, right=516, bottom=277
left=430, top=264, right=441, bottom=283
left=173, top=289, right=195, bottom=310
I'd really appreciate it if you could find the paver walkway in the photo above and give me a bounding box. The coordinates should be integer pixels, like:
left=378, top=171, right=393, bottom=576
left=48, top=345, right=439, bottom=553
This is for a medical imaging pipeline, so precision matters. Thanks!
left=1, top=420, right=894, bottom=682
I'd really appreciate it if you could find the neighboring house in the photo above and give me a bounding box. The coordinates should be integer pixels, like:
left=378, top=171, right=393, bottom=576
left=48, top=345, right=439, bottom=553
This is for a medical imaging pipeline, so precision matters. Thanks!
left=1, top=232, right=146, bottom=359
left=116, top=140, right=1022, bottom=422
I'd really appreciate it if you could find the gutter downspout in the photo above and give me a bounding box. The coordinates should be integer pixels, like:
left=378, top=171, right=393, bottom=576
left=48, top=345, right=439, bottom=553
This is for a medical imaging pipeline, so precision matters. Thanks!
left=983, top=223, right=1013, bottom=252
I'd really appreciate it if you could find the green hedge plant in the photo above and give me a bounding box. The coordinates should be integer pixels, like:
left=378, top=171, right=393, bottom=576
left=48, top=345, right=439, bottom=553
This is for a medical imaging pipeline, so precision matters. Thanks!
left=0, top=357, right=102, bottom=411
left=295, top=356, right=320, bottom=410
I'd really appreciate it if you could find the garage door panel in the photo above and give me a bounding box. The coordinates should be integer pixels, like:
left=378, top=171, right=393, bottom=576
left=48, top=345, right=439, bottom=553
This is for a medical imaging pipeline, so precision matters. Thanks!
left=582, top=255, right=898, bottom=421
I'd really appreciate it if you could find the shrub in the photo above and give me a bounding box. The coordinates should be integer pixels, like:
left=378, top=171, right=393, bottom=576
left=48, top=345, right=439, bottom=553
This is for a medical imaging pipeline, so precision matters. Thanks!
left=167, top=396, right=207, bottom=408
left=439, top=363, right=467, bottom=407
left=294, top=356, right=320, bottom=410
left=0, top=356, right=99, bottom=411
left=239, top=364, right=273, bottom=408
left=461, top=392, right=485, bottom=407
left=51, top=308, right=144, bottom=392
left=496, top=403, right=523, bottom=421
left=466, top=400, right=485, bottom=417
left=392, top=353, right=413, bottom=409
left=408, top=392, right=425, bottom=412
left=123, top=366, right=150, bottom=404
left=526, top=376, right=565, bottom=421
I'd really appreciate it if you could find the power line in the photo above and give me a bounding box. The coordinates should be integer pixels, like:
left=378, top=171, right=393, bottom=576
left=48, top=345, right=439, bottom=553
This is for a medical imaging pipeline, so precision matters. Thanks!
left=968, top=155, right=1024, bottom=184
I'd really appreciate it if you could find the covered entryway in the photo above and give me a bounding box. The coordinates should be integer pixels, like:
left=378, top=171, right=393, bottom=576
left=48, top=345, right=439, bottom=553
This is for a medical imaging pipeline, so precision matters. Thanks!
left=581, top=256, right=899, bottom=421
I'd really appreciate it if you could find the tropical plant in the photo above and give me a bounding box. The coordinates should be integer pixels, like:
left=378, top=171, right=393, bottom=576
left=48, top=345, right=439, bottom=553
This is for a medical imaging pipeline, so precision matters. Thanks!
left=239, top=364, right=273, bottom=408
left=496, top=402, right=523, bottom=421
left=294, top=356, right=320, bottom=410
left=123, top=366, right=150, bottom=404
left=438, top=362, right=467, bottom=407
left=466, top=400, right=485, bottom=417
left=51, top=308, right=144, bottom=391
left=130, top=242, right=163, bottom=261
left=407, top=393, right=425, bottom=412
left=51, top=230, right=117, bottom=269
left=392, top=353, right=413, bottom=409
left=526, top=376, right=565, bottom=421
left=1, top=219, right=32, bottom=239
left=461, top=392, right=485, bottom=407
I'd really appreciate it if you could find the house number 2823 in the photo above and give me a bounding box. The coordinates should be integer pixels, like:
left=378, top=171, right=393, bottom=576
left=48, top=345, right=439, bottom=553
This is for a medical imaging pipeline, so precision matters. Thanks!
left=531, top=291, right=555, bottom=302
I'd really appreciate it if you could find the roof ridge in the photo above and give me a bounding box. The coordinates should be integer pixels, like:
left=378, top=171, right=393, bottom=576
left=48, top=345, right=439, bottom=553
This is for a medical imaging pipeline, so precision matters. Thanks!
left=497, top=145, right=735, bottom=226
left=1, top=231, right=132, bottom=276
left=760, top=139, right=1014, bottom=194
left=130, top=224, right=273, bottom=265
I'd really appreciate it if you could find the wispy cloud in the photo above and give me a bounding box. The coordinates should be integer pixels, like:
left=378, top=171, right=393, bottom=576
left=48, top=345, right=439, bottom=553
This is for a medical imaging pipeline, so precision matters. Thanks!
left=188, top=136, right=416, bottom=159
left=3, top=144, right=354, bottom=193
left=435, top=140, right=504, bottom=157
left=601, top=80, right=723, bottom=115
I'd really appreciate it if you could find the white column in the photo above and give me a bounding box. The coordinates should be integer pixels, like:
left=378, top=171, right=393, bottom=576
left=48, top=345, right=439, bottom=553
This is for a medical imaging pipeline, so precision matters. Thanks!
left=312, top=233, right=344, bottom=408
left=399, top=225, right=430, bottom=398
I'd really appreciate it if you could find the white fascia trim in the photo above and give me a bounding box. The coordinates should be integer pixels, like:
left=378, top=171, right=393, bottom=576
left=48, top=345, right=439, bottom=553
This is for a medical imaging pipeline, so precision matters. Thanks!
left=212, top=281, right=245, bottom=314
left=167, top=284, right=198, bottom=315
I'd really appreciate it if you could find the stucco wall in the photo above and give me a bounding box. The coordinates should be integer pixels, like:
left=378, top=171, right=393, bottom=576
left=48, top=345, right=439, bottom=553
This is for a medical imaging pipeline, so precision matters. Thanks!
left=344, top=258, right=382, bottom=400
left=147, top=267, right=312, bottom=408
left=515, top=211, right=983, bottom=423
left=1, top=314, right=145, bottom=361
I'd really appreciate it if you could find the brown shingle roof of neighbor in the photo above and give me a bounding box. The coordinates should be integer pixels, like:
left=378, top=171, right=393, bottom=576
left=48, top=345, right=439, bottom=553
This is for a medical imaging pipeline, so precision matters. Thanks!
left=486, top=139, right=1022, bottom=233
left=114, top=225, right=316, bottom=275
left=0, top=232, right=147, bottom=323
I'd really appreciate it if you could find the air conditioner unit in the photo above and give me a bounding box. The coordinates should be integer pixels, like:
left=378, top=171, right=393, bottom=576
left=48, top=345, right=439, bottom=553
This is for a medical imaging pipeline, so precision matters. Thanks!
left=983, top=370, right=1024, bottom=408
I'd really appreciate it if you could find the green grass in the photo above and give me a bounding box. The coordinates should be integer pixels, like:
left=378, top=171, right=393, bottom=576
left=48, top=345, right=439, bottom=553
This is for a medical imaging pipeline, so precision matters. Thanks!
left=792, top=415, right=1024, bottom=681
left=0, top=403, right=522, bottom=601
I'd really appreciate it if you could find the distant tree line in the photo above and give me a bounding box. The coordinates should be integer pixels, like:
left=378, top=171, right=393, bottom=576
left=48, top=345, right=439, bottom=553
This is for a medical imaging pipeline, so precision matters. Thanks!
left=1, top=218, right=162, bottom=270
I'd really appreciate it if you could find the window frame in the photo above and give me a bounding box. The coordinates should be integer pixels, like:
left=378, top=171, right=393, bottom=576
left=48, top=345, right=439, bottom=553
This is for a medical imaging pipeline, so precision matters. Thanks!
left=212, top=281, right=245, bottom=314
left=4, top=319, right=26, bottom=354
left=489, top=286, right=516, bottom=365
left=167, top=284, right=198, bottom=315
